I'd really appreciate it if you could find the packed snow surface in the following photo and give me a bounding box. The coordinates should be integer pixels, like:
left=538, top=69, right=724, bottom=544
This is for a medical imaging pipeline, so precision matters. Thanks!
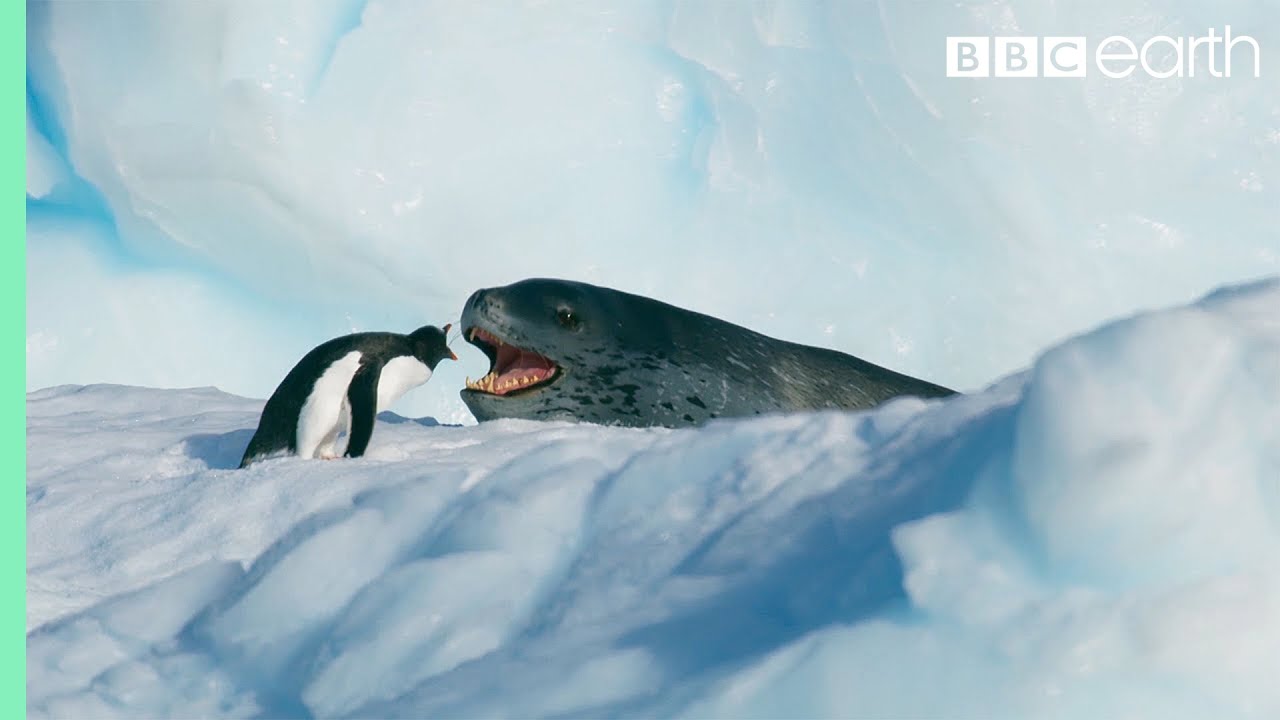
left=27, top=278, right=1280, bottom=718
left=26, top=1, right=1280, bottom=421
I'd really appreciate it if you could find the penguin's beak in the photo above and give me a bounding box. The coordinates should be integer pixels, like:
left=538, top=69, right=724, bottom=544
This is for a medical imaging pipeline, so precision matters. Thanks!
left=443, top=323, right=458, bottom=360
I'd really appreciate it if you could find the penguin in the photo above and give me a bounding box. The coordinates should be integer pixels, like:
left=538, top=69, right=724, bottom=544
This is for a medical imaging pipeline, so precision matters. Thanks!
left=239, top=324, right=458, bottom=468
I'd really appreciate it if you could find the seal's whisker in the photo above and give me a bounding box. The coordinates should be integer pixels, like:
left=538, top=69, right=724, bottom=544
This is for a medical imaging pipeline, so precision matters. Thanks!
left=446, top=320, right=464, bottom=346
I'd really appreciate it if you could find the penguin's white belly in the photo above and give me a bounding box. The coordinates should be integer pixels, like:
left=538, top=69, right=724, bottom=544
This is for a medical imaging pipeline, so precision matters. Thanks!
left=296, top=351, right=363, bottom=459
left=377, top=356, right=432, bottom=411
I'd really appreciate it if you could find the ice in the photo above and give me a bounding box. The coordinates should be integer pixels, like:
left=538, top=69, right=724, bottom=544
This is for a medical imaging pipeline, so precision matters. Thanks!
left=25, top=216, right=320, bottom=400
left=26, top=278, right=1280, bottom=718
left=26, top=107, right=67, bottom=199
left=1009, top=281, right=1280, bottom=587
left=25, top=1, right=1280, bottom=421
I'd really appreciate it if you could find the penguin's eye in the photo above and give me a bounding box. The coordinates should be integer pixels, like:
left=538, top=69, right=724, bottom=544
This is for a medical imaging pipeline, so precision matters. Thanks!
left=556, top=307, right=579, bottom=329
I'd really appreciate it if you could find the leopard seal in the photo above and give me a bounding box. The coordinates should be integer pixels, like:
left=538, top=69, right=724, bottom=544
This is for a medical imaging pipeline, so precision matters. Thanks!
left=459, top=278, right=955, bottom=427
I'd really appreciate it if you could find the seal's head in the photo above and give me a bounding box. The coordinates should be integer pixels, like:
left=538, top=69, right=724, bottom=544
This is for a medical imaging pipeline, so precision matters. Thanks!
left=460, top=278, right=661, bottom=423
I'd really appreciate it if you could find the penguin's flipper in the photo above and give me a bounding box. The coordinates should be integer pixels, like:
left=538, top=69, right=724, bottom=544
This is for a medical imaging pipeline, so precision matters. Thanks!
left=345, top=362, right=382, bottom=458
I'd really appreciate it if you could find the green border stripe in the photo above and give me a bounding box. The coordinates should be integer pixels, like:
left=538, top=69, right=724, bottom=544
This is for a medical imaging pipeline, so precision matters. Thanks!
left=10, top=0, right=28, bottom=714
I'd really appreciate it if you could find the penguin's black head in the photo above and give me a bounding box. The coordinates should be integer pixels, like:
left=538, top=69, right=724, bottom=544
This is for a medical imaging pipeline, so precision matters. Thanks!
left=408, top=324, right=458, bottom=369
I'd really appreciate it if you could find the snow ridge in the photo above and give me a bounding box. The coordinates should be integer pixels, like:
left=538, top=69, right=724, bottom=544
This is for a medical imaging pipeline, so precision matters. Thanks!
left=27, top=278, right=1280, bottom=718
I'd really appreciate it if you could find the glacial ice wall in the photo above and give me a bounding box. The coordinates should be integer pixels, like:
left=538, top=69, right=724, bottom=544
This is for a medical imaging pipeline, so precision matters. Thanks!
left=25, top=0, right=1280, bottom=422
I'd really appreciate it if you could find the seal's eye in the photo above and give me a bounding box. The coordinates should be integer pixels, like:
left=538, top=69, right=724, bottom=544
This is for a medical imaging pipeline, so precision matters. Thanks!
left=556, top=307, right=579, bottom=329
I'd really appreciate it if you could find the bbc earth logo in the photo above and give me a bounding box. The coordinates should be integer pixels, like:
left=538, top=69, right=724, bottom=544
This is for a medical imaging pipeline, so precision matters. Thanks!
left=946, top=27, right=1262, bottom=78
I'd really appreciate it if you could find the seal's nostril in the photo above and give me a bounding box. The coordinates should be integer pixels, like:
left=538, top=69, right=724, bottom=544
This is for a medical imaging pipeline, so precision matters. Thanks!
left=463, top=289, right=490, bottom=319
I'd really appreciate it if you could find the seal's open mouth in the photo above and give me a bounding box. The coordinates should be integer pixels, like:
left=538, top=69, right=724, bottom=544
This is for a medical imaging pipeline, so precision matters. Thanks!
left=463, top=327, right=559, bottom=396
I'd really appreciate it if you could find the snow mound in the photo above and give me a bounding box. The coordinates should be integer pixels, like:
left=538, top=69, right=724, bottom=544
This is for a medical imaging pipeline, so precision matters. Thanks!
left=26, top=1, right=1280, bottom=420
left=27, top=278, right=1280, bottom=718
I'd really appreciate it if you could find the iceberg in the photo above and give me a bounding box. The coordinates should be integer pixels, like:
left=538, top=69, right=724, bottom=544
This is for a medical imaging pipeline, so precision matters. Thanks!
left=25, top=1, right=1280, bottom=420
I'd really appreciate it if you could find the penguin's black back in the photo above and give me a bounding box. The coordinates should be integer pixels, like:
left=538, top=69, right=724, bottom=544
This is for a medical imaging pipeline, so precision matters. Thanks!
left=239, top=332, right=419, bottom=468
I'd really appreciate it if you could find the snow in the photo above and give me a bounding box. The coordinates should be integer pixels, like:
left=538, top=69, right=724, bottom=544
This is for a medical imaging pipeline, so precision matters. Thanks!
left=27, top=278, right=1280, bottom=718
left=25, top=1, right=1280, bottom=421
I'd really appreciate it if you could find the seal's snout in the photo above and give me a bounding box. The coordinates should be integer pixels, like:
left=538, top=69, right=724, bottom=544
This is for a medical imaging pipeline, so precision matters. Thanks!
left=462, top=288, right=486, bottom=314
left=460, top=288, right=488, bottom=331
left=463, top=287, right=506, bottom=324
